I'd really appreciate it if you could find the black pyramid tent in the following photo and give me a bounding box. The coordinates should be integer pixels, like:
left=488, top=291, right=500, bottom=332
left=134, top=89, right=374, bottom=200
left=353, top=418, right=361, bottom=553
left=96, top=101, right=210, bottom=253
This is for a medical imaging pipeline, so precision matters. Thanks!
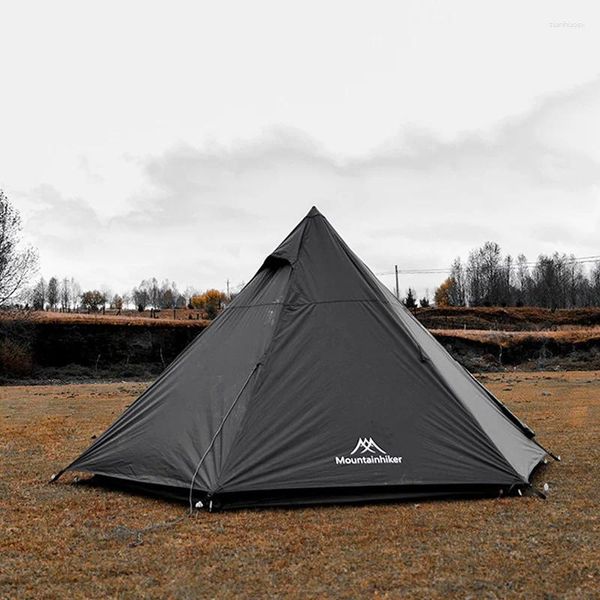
left=57, top=207, right=553, bottom=509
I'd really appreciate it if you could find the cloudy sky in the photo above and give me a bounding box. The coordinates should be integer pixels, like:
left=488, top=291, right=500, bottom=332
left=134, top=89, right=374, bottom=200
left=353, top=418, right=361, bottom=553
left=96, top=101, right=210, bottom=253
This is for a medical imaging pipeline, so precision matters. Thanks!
left=1, top=1, right=599, bottom=298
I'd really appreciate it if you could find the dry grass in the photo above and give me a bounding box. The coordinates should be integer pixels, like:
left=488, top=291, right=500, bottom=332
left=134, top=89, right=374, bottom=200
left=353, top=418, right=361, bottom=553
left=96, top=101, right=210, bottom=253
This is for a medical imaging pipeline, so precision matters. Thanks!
left=433, top=328, right=600, bottom=347
left=1, top=373, right=599, bottom=598
left=4, top=305, right=600, bottom=330
left=417, top=305, right=600, bottom=323
left=0, top=309, right=209, bottom=328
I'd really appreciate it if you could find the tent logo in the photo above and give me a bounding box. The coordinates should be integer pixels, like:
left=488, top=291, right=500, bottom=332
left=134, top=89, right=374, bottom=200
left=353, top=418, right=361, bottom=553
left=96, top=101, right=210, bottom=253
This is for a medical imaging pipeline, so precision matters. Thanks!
left=350, top=437, right=387, bottom=455
left=335, top=437, right=403, bottom=466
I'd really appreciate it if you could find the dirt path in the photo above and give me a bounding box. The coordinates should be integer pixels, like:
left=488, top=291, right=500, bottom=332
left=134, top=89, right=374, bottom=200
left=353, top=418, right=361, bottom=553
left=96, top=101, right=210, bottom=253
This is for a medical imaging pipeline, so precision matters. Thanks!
left=1, top=373, right=599, bottom=598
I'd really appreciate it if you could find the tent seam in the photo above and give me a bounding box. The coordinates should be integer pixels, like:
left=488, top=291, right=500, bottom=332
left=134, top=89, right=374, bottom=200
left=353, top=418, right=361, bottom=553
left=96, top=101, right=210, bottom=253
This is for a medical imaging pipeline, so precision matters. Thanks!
left=209, top=270, right=298, bottom=494
left=210, top=218, right=314, bottom=493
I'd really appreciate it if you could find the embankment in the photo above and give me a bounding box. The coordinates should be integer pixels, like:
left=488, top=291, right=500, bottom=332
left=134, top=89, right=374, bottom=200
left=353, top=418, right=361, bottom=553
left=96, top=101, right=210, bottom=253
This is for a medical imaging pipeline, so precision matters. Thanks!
left=415, top=306, right=600, bottom=330
left=435, top=329, right=600, bottom=372
left=0, top=318, right=207, bottom=382
left=1, top=313, right=600, bottom=382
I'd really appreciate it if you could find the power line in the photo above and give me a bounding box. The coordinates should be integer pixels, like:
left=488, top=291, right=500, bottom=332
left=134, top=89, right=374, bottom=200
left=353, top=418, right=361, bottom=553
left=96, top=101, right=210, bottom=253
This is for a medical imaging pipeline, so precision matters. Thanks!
left=376, top=254, right=600, bottom=277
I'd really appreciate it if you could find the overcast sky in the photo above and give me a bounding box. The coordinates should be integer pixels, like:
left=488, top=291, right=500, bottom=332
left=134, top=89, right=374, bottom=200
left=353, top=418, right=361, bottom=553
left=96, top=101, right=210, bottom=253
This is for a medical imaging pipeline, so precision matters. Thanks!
left=1, top=1, right=599, bottom=298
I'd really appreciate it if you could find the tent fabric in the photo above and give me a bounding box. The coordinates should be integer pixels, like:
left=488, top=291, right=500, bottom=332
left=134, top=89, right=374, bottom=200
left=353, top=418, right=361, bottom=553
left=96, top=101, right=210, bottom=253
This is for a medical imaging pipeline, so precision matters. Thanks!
left=60, top=207, right=549, bottom=509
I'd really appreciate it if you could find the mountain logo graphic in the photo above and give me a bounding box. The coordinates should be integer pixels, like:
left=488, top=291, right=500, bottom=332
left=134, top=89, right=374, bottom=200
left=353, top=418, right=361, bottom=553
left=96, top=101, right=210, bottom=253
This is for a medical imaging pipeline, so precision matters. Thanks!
left=334, top=437, right=403, bottom=466
left=350, top=437, right=387, bottom=455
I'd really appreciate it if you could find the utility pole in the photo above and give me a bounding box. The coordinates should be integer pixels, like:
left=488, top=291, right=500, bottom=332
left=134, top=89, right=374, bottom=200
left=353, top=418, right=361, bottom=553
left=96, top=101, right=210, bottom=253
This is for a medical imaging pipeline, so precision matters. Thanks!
left=395, top=265, right=399, bottom=300
left=226, top=279, right=230, bottom=298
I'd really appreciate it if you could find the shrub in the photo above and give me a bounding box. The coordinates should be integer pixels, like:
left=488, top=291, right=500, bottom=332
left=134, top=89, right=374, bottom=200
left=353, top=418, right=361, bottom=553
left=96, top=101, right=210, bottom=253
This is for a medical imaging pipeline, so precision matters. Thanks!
left=190, top=289, right=228, bottom=319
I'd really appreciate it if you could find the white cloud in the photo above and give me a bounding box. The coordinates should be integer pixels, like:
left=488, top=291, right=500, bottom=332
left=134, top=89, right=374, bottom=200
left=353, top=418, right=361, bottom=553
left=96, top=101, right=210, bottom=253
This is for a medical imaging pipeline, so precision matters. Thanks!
left=12, top=77, right=599, bottom=297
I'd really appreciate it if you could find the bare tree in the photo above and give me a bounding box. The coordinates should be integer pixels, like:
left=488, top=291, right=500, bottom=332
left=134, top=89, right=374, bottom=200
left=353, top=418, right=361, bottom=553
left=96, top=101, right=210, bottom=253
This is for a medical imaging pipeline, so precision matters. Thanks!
left=60, top=277, right=70, bottom=311
left=445, top=244, right=600, bottom=308
left=111, top=294, right=124, bottom=314
left=149, top=277, right=160, bottom=310
left=121, top=292, right=131, bottom=310
left=70, top=277, right=81, bottom=311
left=0, top=190, right=38, bottom=305
left=47, top=276, right=59, bottom=310
left=448, top=258, right=466, bottom=306
left=591, top=262, right=600, bottom=306
left=157, top=279, right=181, bottom=309
left=32, top=277, right=46, bottom=310
left=132, top=279, right=151, bottom=311
left=514, top=254, right=531, bottom=306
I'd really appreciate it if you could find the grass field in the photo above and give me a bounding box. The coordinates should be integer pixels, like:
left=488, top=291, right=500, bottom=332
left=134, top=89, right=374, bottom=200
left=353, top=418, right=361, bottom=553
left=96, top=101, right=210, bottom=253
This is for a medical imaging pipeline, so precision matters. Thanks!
left=1, top=373, right=599, bottom=598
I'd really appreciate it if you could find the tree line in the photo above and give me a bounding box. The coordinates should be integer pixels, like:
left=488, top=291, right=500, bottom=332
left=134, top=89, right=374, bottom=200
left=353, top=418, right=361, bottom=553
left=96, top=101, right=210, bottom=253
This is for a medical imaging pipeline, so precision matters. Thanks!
left=1, top=190, right=236, bottom=318
left=26, top=276, right=232, bottom=319
left=3, top=190, right=600, bottom=314
left=434, top=242, right=600, bottom=309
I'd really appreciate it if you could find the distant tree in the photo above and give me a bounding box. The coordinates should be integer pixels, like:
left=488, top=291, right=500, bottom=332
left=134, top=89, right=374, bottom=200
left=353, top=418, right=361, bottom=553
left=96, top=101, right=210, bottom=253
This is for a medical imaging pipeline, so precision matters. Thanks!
left=47, top=277, right=59, bottom=309
left=591, top=262, right=600, bottom=306
left=132, top=281, right=150, bottom=311
left=111, top=294, right=124, bottom=314
left=448, top=258, right=466, bottom=306
left=80, top=290, right=106, bottom=312
left=567, top=257, right=587, bottom=308
left=403, top=288, right=418, bottom=310
left=419, top=296, right=430, bottom=308
left=0, top=190, right=38, bottom=305
left=100, top=285, right=112, bottom=307
left=32, top=277, right=46, bottom=310
left=70, top=278, right=81, bottom=310
left=132, top=277, right=166, bottom=312
left=148, top=278, right=160, bottom=309
left=159, top=280, right=180, bottom=309
left=121, top=293, right=131, bottom=310
left=466, top=241, right=505, bottom=306
left=434, top=277, right=454, bottom=307
left=59, top=277, right=70, bottom=311
left=191, top=289, right=228, bottom=319
left=501, top=254, right=513, bottom=306
left=531, top=254, right=562, bottom=309
left=514, top=254, right=531, bottom=306
left=163, top=288, right=175, bottom=309
left=442, top=244, right=600, bottom=308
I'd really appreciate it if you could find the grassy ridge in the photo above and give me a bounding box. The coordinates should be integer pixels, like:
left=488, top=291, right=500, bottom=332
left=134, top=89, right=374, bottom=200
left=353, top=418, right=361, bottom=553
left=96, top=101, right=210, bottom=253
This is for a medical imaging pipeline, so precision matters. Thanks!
left=1, top=307, right=600, bottom=381
left=5, top=305, right=600, bottom=329
left=415, top=306, right=600, bottom=330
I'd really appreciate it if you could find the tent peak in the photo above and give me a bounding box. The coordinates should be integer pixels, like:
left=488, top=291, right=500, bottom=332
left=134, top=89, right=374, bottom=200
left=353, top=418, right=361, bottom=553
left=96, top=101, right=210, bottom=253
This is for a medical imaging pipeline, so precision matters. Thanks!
left=265, top=206, right=325, bottom=266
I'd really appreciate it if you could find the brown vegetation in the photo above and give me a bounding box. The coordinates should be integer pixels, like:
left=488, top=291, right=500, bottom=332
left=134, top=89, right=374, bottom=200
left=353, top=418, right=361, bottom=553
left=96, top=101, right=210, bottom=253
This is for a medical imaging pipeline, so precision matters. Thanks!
left=5, top=305, right=600, bottom=330
left=433, top=328, right=600, bottom=347
left=415, top=306, right=600, bottom=331
left=190, top=289, right=228, bottom=319
left=1, top=373, right=598, bottom=598
left=0, top=309, right=210, bottom=328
